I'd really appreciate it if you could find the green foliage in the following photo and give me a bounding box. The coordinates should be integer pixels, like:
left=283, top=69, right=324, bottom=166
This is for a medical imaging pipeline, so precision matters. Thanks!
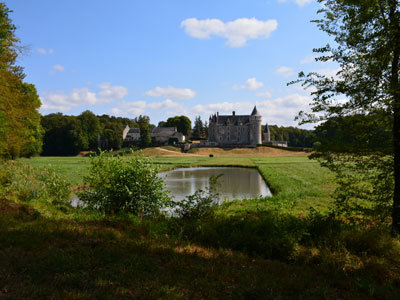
left=167, top=137, right=178, bottom=145
left=101, top=122, right=122, bottom=150
left=139, top=124, right=151, bottom=148
left=292, top=0, right=400, bottom=233
left=41, top=113, right=87, bottom=156
left=163, top=115, right=192, bottom=136
left=78, top=110, right=101, bottom=150
left=314, top=112, right=392, bottom=154
left=0, top=161, right=71, bottom=206
left=0, top=4, right=43, bottom=159
left=172, top=175, right=221, bottom=220
left=78, top=151, right=170, bottom=215
left=191, top=116, right=206, bottom=140
left=267, top=125, right=315, bottom=147
left=313, top=153, right=394, bottom=222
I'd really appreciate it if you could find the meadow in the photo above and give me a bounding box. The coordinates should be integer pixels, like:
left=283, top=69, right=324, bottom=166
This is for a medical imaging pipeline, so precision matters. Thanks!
left=20, top=152, right=334, bottom=213
left=1, top=148, right=400, bottom=299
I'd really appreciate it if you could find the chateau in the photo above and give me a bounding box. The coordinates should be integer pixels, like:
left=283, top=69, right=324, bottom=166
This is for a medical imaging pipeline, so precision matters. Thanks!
left=208, top=106, right=265, bottom=147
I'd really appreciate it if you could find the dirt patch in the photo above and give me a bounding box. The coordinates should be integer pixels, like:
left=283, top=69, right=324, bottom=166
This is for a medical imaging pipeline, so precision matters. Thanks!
left=0, top=198, right=38, bottom=216
left=139, top=146, right=308, bottom=157
left=189, top=146, right=309, bottom=157
left=139, top=147, right=203, bottom=157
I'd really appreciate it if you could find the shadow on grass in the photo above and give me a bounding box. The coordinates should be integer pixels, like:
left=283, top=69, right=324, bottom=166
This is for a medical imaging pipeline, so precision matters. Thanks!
left=1, top=200, right=400, bottom=299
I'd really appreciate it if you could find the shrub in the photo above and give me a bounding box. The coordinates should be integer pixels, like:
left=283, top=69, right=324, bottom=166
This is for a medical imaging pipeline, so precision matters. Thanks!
left=78, top=151, right=170, bottom=216
left=171, top=174, right=221, bottom=220
left=0, top=161, right=71, bottom=206
left=168, top=137, right=178, bottom=145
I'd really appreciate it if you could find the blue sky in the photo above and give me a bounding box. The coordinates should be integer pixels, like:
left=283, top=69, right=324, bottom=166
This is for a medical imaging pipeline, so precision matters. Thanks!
left=7, top=0, right=337, bottom=127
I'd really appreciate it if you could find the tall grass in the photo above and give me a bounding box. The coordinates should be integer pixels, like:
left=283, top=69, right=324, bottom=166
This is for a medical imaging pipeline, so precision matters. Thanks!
left=0, top=161, right=71, bottom=211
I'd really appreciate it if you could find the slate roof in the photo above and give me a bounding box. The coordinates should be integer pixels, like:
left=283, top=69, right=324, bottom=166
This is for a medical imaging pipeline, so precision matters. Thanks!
left=152, top=127, right=177, bottom=135
left=128, top=128, right=140, bottom=134
left=214, top=115, right=250, bottom=125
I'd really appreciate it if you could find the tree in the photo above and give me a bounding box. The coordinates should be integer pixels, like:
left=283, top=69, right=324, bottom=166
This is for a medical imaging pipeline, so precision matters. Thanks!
left=78, top=110, right=101, bottom=150
left=164, top=115, right=192, bottom=136
left=294, top=0, right=400, bottom=234
left=136, top=115, right=151, bottom=148
left=0, top=3, right=43, bottom=159
left=41, top=114, right=86, bottom=156
left=192, top=116, right=204, bottom=140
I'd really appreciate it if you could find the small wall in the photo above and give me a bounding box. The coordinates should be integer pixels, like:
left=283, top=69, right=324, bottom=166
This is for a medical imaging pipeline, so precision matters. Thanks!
left=264, top=141, right=288, bottom=147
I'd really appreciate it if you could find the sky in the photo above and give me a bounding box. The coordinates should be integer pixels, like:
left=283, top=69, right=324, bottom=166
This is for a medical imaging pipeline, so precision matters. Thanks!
left=6, top=0, right=338, bottom=128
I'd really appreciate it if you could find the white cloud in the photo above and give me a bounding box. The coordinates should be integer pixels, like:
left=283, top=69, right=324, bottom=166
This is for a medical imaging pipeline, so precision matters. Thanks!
left=40, top=83, right=128, bottom=112
left=276, top=66, right=295, bottom=77
left=192, top=101, right=252, bottom=115
left=144, top=86, right=196, bottom=100
left=37, top=48, right=54, bottom=55
left=49, top=64, right=65, bottom=75
left=256, top=91, right=272, bottom=98
left=181, top=17, right=278, bottom=47
left=246, top=78, right=264, bottom=90
left=278, top=0, right=312, bottom=7
left=257, top=93, right=312, bottom=126
left=191, top=93, right=312, bottom=127
left=111, top=99, right=186, bottom=118
left=300, top=54, right=317, bottom=64
left=233, top=78, right=264, bottom=91
left=295, top=0, right=312, bottom=6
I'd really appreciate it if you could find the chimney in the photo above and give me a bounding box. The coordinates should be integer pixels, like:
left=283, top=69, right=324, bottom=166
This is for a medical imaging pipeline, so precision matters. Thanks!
left=232, top=111, right=235, bottom=116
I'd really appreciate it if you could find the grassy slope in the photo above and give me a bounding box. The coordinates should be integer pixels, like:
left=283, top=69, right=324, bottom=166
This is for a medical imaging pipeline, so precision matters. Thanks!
left=2, top=199, right=400, bottom=299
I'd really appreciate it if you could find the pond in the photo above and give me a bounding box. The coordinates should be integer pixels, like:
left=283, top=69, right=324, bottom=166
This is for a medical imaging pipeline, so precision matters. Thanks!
left=159, top=167, right=272, bottom=203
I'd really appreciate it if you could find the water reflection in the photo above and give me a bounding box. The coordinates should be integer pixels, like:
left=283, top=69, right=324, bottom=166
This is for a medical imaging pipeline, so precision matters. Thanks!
left=159, top=167, right=272, bottom=202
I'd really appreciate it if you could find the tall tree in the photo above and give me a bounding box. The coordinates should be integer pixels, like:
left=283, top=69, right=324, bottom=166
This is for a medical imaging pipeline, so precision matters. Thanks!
left=192, top=116, right=204, bottom=140
left=294, top=0, right=400, bottom=234
left=78, top=110, right=101, bottom=150
left=137, top=115, right=151, bottom=148
left=0, top=2, right=43, bottom=158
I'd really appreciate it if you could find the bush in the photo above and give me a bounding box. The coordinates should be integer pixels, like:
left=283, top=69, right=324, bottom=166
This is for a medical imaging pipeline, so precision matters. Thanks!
left=78, top=151, right=170, bottom=216
left=0, top=161, right=71, bottom=206
left=168, top=137, right=178, bottom=145
left=171, top=174, right=221, bottom=220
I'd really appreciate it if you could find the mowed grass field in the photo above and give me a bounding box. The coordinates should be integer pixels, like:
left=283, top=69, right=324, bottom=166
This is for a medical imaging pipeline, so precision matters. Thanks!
left=20, top=147, right=335, bottom=213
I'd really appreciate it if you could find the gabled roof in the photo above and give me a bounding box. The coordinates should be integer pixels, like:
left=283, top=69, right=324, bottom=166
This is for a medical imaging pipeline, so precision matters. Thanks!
left=152, top=127, right=177, bottom=135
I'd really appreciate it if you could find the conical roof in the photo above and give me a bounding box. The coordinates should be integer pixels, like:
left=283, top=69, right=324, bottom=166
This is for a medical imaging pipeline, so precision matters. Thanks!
left=251, top=106, right=261, bottom=116
left=264, top=123, right=270, bottom=133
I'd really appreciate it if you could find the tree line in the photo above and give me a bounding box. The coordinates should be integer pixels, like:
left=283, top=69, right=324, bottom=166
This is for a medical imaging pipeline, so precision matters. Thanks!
left=41, top=112, right=155, bottom=156
left=266, top=125, right=315, bottom=148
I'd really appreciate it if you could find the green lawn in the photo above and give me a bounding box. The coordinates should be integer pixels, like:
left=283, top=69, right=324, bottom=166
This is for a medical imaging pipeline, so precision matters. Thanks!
left=21, top=155, right=335, bottom=213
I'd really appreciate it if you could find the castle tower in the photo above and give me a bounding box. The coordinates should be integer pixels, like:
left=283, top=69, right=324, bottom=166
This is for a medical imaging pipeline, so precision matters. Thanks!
left=263, top=122, right=270, bottom=143
left=249, top=106, right=262, bottom=146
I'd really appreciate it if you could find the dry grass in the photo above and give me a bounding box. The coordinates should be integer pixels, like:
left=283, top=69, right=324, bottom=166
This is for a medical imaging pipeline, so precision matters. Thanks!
left=140, top=146, right=309, bottom=157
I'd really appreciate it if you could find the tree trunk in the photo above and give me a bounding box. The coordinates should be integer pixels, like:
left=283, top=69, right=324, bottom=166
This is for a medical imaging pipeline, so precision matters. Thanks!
left=393, top=99, right=400, bottom=236
left=390, top=4, right=400, bottom=235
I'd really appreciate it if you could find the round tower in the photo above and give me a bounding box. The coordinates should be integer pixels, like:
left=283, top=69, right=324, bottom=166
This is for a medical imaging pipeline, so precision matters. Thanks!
left=250, top=106, right=262, bottom=146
